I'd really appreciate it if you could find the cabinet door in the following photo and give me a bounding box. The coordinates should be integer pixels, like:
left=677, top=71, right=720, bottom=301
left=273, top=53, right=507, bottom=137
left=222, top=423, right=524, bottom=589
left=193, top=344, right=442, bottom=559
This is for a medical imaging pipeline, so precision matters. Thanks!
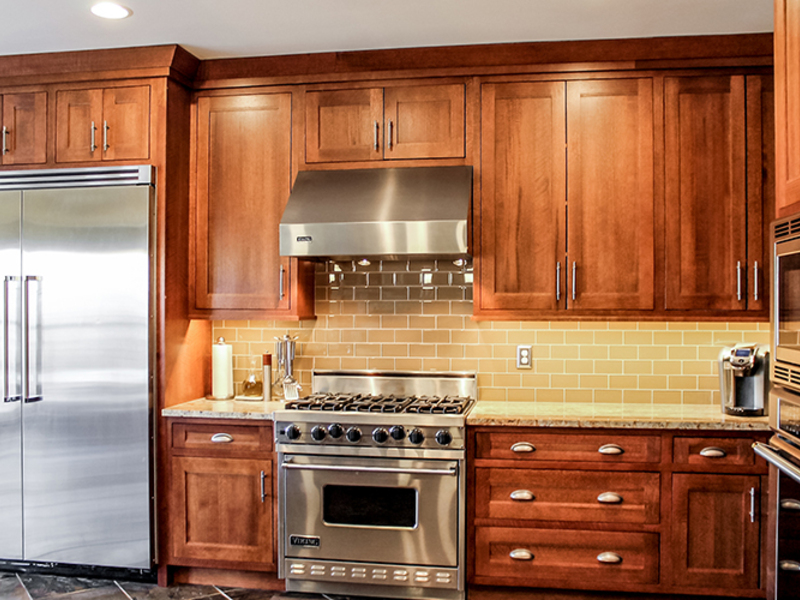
left=671, top=473, right=760, bottom=590
left=567, top=78, right=654, bottom=310
left=664, top=76, right=748, bottom=311
left=194, top=93, right=292, bottom=311
left=775, top=0, right=800, bottom=216
left=55, top=89, right=104, bottom=163
left=305, top=88, right=383, bottom=163
left=384, top=84, right=465, bottom=159
left=171, top=456, right=274, bottom=568
left=477, top=81, right=566, bottom=313
left=1, top=92, right=46, bottom=165
left=102, top=86, right=149, bottom=161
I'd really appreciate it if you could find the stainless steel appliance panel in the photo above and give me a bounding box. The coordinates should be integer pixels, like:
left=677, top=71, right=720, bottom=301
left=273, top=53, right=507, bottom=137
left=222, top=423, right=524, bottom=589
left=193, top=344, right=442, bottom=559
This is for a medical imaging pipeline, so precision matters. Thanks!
left=20, top=186, right=152, bottom=568
left=0, top=190, right=22, bottom=560
left=282, top=454, right=460, bottom=567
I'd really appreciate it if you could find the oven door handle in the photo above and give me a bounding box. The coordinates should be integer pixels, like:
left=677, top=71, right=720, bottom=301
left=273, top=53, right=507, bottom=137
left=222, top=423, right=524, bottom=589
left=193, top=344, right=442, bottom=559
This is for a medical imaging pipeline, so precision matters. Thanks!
left=281, top=462, right=458, bottom=476
left=752, top=442, right=800, bottom=484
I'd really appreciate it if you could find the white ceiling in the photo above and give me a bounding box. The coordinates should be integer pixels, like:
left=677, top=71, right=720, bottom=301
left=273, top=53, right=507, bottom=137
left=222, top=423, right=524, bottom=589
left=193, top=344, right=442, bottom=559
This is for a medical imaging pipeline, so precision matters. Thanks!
left=1, top=0, right=774, bottom=61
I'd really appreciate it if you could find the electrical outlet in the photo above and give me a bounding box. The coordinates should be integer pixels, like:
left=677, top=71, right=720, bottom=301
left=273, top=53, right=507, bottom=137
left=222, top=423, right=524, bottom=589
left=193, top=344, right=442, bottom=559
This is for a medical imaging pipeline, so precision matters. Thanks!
left=516, top=345, right=532, bottom=369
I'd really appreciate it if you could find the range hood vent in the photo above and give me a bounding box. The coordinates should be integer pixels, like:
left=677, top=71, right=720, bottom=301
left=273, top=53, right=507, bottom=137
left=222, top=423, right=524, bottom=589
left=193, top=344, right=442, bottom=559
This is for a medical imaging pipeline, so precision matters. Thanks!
left=279, top=166, right=472, bottom=260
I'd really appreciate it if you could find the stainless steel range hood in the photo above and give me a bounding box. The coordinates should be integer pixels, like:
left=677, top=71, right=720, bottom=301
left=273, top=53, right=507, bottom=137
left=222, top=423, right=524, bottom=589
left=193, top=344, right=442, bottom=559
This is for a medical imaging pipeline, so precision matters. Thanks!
left=279, top=166, right=472, bottom=260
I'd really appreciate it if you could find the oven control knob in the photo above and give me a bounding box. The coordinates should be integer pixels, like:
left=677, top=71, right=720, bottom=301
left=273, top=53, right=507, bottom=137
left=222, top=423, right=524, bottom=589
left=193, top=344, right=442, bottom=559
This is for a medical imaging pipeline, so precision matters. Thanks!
left=327, top=423, right=344, bottom=438
left=346, top=427, right=362, bottom=443
left=372, top=428, right=389, bottom=444
left=285, top=424, right=301, bottom=441
left=311, top=425, right=327, bottom=441
left=389, top=425, right=406, bottom=441
left=408, top=428, right=425, bottom=445
left=435, top=429, right=453, bottom=446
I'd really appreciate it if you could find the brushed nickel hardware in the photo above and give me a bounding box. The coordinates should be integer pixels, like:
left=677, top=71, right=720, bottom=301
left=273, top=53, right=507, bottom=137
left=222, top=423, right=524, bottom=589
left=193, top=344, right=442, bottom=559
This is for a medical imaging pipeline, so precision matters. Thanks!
left=571, top=261, right=576, bottom=301
left=211, top=433, right=234, bottom=443
left=90, top=121, right=97, bottom=153
left=779, top=560, right=800, bottom=572
left=260, top=470, right=267, bottom=503
left=699, top=446, right=727, bottom=458
left=282, top=462, right=458, bottom=476
left=749, top=487, right=756, bottom=523
left=597, top=492, right=623, bottom=504
left=511, top=442, right=535, bottom=453
left=373, top=121, right=379, bottom=151
left=509, top=549, right=533, bottom=561
left=736, top=261, right=742, bottom=301
left=556, top=262, right=561, bottom=301
left=279, top=265, right=285, bottom=300
left=510, top=489, right=535, bottom=502
left=754, top=261, right=759, bottom=301
left=1, top=126, right=7, bottom=155
left=598, top=443, right=624, bottom=455
left=387, top=119, right=394, bottom=150
left=103, top=120, right=109, bottom=152
left=753, top=442, right=800, bottom=484
left=597, top=552, right=622, bottom=564
left=781, top=499, right=800, bottom=511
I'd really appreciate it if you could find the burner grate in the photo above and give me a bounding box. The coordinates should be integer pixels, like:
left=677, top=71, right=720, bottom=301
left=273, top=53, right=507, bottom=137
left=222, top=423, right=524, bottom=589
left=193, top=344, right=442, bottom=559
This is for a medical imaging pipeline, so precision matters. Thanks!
left=284, top=393, right=473, bottom=414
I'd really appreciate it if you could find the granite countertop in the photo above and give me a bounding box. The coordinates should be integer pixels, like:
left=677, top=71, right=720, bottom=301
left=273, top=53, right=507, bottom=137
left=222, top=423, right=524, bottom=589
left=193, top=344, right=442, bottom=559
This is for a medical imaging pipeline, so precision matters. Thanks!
left=163, top=398, right=770, bottom=431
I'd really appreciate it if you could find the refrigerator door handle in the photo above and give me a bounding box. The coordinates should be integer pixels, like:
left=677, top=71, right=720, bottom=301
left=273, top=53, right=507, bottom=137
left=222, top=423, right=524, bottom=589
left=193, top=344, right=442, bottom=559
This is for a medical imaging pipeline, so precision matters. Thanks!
left=23, top=275, right=42, bottom=403
left=4, top=276, right=20, bottom=403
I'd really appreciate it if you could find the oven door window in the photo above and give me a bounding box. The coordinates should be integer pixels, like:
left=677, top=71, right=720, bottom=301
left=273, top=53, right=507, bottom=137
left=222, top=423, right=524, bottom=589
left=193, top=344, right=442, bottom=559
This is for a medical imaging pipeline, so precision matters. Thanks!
left=323, top=485, right=417, bottom=528
left=778, top=240, right=800, bottom=351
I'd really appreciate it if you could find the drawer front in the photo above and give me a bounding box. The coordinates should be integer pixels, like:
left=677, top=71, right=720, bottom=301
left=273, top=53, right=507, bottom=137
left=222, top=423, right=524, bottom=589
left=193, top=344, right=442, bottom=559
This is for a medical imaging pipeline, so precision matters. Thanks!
left=474, top=526, right=659, bottom=586
left=171, top=422, right=272, bottom=456
left=672, top=436, right=756, bottom=467
left=475, top=431, right=661, bottom=463
left=475, top=468, right=660, bottom=524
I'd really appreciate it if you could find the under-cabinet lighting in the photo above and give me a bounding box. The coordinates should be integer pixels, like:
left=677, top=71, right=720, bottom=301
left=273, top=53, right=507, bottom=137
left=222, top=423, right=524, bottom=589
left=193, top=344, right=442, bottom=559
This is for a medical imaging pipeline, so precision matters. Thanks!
left=91, top=2, right=132, bottom=19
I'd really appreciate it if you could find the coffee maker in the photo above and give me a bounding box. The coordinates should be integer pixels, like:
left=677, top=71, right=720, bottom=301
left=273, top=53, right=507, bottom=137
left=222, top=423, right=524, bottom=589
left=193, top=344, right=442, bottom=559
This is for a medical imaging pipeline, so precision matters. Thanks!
left=718, top=344, right=769, bottom=416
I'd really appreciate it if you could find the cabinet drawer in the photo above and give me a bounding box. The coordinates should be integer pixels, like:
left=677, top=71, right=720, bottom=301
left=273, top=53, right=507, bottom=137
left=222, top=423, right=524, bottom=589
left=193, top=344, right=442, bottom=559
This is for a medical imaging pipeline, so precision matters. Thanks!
left=672, top=436, right=756, bottom=467
left=171, top=422, right=272, bottom=456
left=475, top=432, right=661, bottom=463
left=475, top=468, right=660, bottom=524
left=474, top=526, right=659, bottom=586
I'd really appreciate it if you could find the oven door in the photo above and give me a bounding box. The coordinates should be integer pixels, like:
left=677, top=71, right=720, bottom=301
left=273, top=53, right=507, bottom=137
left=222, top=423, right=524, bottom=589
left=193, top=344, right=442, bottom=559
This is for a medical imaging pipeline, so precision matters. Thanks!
left=774, top=235, right=800, bottom=371
left=281, top=454, right=460, bottom=567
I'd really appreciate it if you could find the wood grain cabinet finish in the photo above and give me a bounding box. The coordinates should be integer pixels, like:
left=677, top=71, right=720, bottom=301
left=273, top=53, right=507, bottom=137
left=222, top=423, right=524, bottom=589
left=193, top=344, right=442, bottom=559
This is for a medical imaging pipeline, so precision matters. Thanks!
left=55, top=86, right=150, bottom=163
left=672, top=436, right=758, bottom=467
left=304, top=83, right=465, bottom=163
left=476, top=78, right=654, bottom=318
left=0, top=92, right=46, bottom=165
left=775, top=0, right=800, bottom=216
left=664, top=75, right=769, bottom=313
left=192, top=92, right=313, bottom=317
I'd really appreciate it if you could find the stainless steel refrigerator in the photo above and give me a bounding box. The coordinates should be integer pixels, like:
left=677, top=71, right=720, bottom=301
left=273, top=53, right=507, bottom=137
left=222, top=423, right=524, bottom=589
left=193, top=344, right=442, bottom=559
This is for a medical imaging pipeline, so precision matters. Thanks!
left=0, top=166, right=154, bottom=570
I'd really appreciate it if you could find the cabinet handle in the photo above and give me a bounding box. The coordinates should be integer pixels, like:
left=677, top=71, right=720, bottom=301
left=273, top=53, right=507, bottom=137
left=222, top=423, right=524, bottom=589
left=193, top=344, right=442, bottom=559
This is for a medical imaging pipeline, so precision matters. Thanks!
left=103, top=120, right=109, bottom=151
left=754, top=261, right=759, bottom=301
left=750, top=487, right=756, bottom=523
left=597, top=552, right=622, bottom=564
left=90, top=121, right=97, bottom=152
left=279, top=265, right=285, bottom=300
left=511, top=442, right=535, bottom=453
left=1, top=126, right=7, bottom=155
left=556, top=262, right=561, bottom=301
left=260, top=470, right=267, bottom=503
left=510, top=489, right=535, bottom=502
left=598, top=443, right=624, bottom=455
left=509, top=549, right=533, bottom=561
left=387, top=119, right=394, bottom=150
left=211, top=433, right=234, bottom=443
left=373, top=121, right=379, bottom=151
left=736, top=261, right=742, bottom=301
left=597, top=492, right=623, bottom=504
left=781, top=499, right=800, bottom=511
left=699, top=446, right=727, bottom=458
left=571, top=261, right=576, bottom=301
left=780, top=560, right=800, bottom=572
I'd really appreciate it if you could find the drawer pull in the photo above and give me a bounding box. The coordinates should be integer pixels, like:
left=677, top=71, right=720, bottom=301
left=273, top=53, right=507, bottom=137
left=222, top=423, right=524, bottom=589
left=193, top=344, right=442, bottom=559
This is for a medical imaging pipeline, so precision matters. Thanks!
left=509, top=549, right=534, bottom=561
left=780, top=560, right=800, bottom=572
left=597, top=492, right=623, bottom=504
left=781, top=499, right=800, bottom=511
left=511, top=442, right=535, bottom=453
left=598, top=444, right=624, bottom=455
left=597, top=552, right=623, bottom=564
left=699, top=446, right=727, bottom=458
left=211, top=433, right=234, bottom=444
left=510, top=489, right=535, bottom=502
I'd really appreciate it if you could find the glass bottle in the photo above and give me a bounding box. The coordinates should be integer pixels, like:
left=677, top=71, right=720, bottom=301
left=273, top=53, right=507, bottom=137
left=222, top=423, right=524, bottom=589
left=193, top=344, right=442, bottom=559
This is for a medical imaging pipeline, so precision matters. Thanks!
left=242, top=355, right=264, bottom=398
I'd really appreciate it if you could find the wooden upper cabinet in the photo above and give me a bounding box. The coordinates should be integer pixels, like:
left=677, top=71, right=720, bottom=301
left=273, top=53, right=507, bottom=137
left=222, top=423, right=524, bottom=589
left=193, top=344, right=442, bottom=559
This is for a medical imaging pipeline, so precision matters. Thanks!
left=305, top=83, right=465, bottom=163
left=56, top=85, right=150, bottom=163
left=1, top=92, right=47, bottom=165
left=194, top=93, right=310, bottom=316
left=567, top=79, right=654, bottom=311
left=775, top=0, right=800, bottom=216
left=478, top=81, right=566, bottom=313
left=664, top=76, right=768, bottom=313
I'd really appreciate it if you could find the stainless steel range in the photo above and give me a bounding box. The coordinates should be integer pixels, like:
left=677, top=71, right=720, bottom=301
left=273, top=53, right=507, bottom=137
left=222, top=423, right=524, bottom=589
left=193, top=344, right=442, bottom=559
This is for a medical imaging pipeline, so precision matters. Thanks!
left=275, top=371, right=476, bottom=600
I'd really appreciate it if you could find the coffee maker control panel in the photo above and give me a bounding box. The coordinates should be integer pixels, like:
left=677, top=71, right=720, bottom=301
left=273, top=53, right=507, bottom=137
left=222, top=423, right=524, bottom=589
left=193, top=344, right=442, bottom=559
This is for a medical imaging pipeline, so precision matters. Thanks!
left=729, top=346, right=758, bottom=373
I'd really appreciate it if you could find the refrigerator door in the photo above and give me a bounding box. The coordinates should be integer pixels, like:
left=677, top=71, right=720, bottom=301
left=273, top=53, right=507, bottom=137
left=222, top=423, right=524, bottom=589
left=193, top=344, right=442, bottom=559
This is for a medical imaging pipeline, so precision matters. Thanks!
left=0, top=190, right=22, bottom=560
left=21, top=185, right=152, bottom=568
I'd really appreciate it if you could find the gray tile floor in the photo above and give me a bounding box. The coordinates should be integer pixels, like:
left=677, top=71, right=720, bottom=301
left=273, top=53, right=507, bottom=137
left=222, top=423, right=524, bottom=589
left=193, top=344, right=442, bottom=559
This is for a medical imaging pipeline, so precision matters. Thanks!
left=0, top=573, right=283, bottom=600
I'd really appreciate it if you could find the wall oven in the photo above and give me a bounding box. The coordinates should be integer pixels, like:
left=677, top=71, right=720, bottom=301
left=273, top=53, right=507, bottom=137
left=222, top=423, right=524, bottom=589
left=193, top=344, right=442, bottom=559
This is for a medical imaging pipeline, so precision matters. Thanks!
left=771, top=214, right=800, bottom=390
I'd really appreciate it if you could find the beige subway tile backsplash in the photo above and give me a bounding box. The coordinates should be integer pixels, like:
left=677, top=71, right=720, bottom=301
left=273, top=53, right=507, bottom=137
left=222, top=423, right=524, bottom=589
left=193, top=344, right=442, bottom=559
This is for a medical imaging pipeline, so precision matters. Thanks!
left=212, top=259, right=770, bottom=405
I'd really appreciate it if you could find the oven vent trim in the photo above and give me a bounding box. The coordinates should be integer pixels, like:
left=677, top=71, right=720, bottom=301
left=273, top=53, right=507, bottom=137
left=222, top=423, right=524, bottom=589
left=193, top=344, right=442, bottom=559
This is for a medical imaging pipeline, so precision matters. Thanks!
left=774, top=363, right=800, bottom=388
left=775, top=216, right=800, bottom=240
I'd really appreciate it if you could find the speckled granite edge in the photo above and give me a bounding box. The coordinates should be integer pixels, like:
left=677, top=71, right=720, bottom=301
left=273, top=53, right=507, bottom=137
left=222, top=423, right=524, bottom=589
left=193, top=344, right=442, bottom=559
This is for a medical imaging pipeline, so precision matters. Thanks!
left=161, top=399, right=286, bottom=420
left=466, top=401, right=771, bottom=431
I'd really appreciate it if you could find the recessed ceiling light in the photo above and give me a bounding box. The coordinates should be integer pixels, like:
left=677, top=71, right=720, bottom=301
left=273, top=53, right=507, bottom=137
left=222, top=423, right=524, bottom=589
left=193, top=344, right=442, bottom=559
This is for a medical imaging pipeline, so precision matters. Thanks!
left=91, top=2, right=132, bottom=19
